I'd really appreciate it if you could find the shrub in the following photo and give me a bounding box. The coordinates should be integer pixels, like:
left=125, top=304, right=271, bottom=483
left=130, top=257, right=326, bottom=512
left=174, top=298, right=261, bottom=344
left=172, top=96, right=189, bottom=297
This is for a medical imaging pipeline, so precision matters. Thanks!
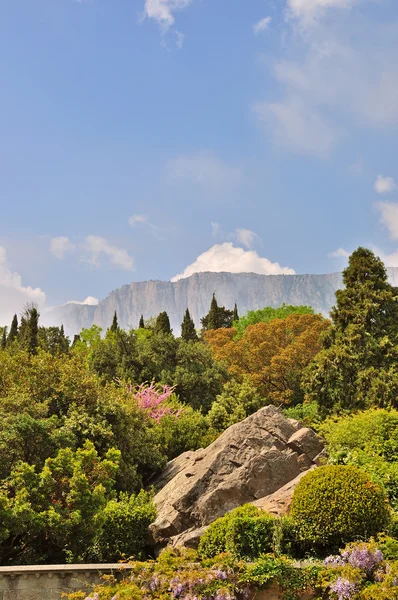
left=290, top=465, right=391, bottom=553
left=94, top=489, right=156, bottom=562
left=198, top=505, right=265, bottom=559
left=225, top=513, right=276, bottom=560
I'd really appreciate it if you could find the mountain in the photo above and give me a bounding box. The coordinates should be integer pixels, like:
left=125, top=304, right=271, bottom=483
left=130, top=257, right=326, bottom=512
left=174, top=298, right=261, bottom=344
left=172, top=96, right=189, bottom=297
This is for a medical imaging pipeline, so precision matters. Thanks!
left=43, top=268, right=398, bottom=338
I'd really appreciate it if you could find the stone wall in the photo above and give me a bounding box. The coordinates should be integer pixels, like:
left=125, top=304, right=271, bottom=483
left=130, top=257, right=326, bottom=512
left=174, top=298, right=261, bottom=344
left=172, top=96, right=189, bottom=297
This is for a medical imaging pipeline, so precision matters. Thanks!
left=0, top=564, right=126, bottom=600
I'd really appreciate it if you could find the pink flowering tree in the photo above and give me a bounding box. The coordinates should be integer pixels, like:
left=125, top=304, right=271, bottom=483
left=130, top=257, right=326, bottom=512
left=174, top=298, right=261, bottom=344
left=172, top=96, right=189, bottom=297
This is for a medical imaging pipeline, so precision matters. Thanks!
left=124, top=381, right=183, bottom=422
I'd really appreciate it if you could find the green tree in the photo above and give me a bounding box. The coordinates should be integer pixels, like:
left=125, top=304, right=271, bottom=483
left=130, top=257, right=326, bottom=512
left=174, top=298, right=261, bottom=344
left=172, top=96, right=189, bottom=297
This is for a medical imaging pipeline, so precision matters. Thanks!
left=1, top=327, right=7, bottom=350
left=20, top=305, right=39, bottom=355
left=110, top=311, right=119, bottom=332
left=155, top=311, right=172, bottom=336
left=201, top=294, right=234, bottom=331
left=139, top=315, right=145, bottom=329
left=234, top=304, right=314, bottom=338
left=7, top=314, right=18, bottom=345
left=232, top=303, right=239, bottom=323
left=180, top=308, right=198, bottom=342
left=38, top=326, right=69, bottom=355
left=304, top=248, right=398, bottom=414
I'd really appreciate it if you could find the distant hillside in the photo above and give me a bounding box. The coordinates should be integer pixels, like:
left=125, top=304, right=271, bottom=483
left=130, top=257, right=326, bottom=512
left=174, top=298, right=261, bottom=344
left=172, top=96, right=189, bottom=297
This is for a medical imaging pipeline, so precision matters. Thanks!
left=43, top=268, right=398, bottom=338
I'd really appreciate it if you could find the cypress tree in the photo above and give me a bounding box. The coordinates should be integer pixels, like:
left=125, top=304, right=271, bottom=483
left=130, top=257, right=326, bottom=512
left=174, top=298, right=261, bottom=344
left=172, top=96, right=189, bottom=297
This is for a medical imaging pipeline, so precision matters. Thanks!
left=207, top=293, right=219, bottom=330
left=181, top=308, right=198, bottom=341
left=71, top=334, right=80, bottom=349
left=7, top=314, right=18, bottom=344
left=1, top=327, right=7, bottom=350
left=139, top=315, right=145, bottom=329
left=110, top=311, right=119, bottom=332
left=233, top=303, right=239, bottom=323
left=26, top=306, right=39, bottom=355
left=155, top=311, right=172, bottom=335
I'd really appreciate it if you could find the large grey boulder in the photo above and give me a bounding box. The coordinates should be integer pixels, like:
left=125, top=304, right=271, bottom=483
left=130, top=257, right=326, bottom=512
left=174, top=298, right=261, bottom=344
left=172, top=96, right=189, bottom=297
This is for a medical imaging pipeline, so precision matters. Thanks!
left=150, top=405, right=323, bottom=545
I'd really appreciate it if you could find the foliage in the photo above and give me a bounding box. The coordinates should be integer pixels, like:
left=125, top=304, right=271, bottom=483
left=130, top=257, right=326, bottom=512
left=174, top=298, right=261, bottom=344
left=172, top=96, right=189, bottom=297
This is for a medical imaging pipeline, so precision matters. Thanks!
left=320, top=409, right=398, bottom=510
left=304, top=248, right=398, bottom=415
left=206, top=378, right=265, bottom=432
left=290, top=465, right=391, bottom=553
left=283, top=401, right=322, bottom=429
left=94, top=490, right=156, bottom=562
left=201, top=294, right=235, bottom=331
left=198, top=505, right=262, bottom=559
left=155, top=312, right=172, bottom=336
left=233, top=304, right=315, bottom=339
left=180, top=309, right=198, bottom=342
left=205, top=313, right=330, bottom=405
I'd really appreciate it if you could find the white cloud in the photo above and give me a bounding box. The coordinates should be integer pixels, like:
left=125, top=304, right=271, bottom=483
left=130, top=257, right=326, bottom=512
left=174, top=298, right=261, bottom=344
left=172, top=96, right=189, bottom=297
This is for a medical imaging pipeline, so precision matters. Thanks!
left=168, top=151, right=242, bottom=190
left=255, top=99, right=339, bottom=156
left=84, top=236, right=134, bottom=271
left=287, top=0, right=360, bottom=27
left=143, top=0, right=192, bottom=29
left=0, top=247, right=46, bottom=325
left=375, top=175, right=397, bottom=194
left=129, top=214, right=148, bottom=226
left=377, top=202, right=398, bottom=240
left=256, top=4, right=398, bottom=155
left=171, top=242, right=295, bottom=281
left=65, top=296, right=99, bottom=306
left=236, top=228, right=257, bottom=249
left=128, top=214, right=164, bottom=240
left=50, top=236, right=76, bottom=259
left=253, top=16, right=272, bottom=35
left=329, top=247, right=350, bottom=258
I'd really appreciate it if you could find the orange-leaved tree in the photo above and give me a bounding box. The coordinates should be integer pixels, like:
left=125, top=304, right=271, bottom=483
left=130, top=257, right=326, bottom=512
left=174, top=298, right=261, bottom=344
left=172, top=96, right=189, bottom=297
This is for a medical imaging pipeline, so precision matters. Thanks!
left=205, top=313, right=330, bottom=406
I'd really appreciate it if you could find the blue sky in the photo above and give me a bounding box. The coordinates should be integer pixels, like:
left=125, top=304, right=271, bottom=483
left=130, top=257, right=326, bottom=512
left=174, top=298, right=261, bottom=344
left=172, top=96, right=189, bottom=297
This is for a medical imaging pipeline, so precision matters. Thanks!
left=1, top=0, right=398, bottom=323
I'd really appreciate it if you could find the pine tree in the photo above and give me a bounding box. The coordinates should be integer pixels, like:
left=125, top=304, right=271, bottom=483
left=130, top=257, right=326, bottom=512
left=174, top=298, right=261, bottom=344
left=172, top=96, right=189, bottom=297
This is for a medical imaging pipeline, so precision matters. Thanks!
left=1, top=327, right=7, bottom=350
left=110, top=311, right=119, bottom=332
left=181, top=308, right=198, bottom=342
left=305, top=247, right=398, bottom=413
left=155, top=311, right=172, bottom=335
left=139, top=315, right=145, bottom=329
left=233, top=303, right=239, bottom=323
left=7, top=314, right=18, bottom=344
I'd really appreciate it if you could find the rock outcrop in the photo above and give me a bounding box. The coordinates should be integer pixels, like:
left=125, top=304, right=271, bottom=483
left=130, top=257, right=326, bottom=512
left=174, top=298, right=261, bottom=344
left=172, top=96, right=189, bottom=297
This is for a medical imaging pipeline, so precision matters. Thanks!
left=150, top=405, right=323, bottom=547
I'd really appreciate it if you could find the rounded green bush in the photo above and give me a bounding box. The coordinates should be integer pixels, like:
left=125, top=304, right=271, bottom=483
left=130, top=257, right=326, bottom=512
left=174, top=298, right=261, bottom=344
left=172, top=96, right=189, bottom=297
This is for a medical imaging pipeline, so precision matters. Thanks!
left=198, top=504, right=269, bottom=559
left=290, top=465, right=391, bottom=553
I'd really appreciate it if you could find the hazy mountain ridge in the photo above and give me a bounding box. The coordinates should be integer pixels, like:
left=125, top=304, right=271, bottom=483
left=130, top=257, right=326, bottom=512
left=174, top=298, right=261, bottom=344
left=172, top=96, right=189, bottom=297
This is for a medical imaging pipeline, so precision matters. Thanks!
left=43, top=269, right=398, bottom=337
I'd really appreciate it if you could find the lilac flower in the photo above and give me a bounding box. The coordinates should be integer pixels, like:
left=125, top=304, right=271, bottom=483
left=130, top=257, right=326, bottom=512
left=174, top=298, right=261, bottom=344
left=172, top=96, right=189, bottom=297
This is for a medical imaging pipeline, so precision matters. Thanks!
left=324, top=555, right=346, bottom=566
left=330, top=578, right=358, bottom=600
left=344, top=547, right=384, bottom=573
left=149, top=575, right=161, bottom=591
left=170, top=577, right=186, bottom=598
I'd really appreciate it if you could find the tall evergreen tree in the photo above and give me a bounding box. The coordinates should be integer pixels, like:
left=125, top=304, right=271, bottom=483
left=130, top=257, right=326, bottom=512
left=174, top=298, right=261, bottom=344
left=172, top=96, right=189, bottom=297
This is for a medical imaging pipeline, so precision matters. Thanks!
left=1, top=327, right=7, bottom=350
left=110, top=311, right=119, bottom=332
left=71, top=334, right=80, bottom=349
left=139, top=315, right=145, bottom=329
left=7, top=314, right=18, bottom=344
left=19, top=305, right=39, bottom=355
left=181, top=308, right=198, bottom=342
left=26, top=306, right=39, bottom=355
left=233, top=303, right=239, bottom=323
left=155, top=311, right=172, bottom=336
left=304, top=247, right=398, bottom=413
left=201, top=294, right=234, bottom=331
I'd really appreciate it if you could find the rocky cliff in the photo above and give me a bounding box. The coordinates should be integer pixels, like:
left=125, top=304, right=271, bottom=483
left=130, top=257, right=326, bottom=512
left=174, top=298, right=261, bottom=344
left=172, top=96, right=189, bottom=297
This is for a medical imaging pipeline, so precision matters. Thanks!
left=43, top=268, right=398, bottom=337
